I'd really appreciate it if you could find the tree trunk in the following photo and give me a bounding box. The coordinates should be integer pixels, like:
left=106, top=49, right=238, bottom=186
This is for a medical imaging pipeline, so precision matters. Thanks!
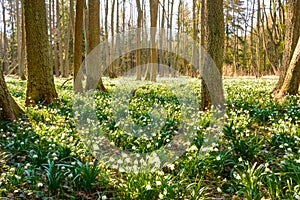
left=53, top=0, right=59, bottom=77
left=201, top=0, right=225, bottom=110
left=109, top=0, right=116, bottom=78
left=73, top=0, right=84, bottom=93
left=63, top=0, right=73, bottom=78
left=86, top=0, right=107, bottom=92
left=24, top=0, right=58, bottom=106
left=56, top=0, right=64, bottom=77
left=149, top=0, right=159, bottom=82
left=17, top=0, right=22, bottom=78
left=256, top=0, right=262, bottom=77
left=275, top=36, right=300, bottom=101
left=2, top=1, right=8, bottom=74
left=0, top=67, right=25, bottom=122
left=273, top=0, right=300, bottom=93
left=191, top=0, right=198, bottom=77
left=20, top=0, right=26, bottom=80
left=136, top=0, right=143, bottom=80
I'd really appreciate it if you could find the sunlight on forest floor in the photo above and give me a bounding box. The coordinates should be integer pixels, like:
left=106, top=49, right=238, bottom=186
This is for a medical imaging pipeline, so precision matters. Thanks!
left=1, top=76, right=300, bottom=199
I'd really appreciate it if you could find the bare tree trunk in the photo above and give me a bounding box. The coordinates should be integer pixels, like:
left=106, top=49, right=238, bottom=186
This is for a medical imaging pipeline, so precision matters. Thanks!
left=201, top=0, right=225, bottom=110
left=273, top=0, right=300, bottom=93
left=57, top=0, right=64, bottom=77
left=149, top=0, right=159, bottom=82
left=20, top=0, right=26, bottom=80
left=86, top=0, right=107, bottom=92
left=2, top=1, right=8, bottom=74
left=16, top=0, right=22, bottom=78
left=53, top=0, right=59, bottom=77
left=136, top=0, right=143, bottom=80
left=275, top=36, right=300, bottom=101
left=24, top=0, right=58, bottom=106
left=8, top=0, right=16, bottom=70
left=0, top=67, right=25, bottom=122
left=69, top=0, right=75, bottom=75
left=73, top=0, right=84, bottom=93
left=256, top=0, right=262, bottom=77
left=191, top=0, right=198, bottom=77
left=48, top=0, right=54, bottom=76
left=63, top=0, right=73, bottom=78
left=109, top=0, right=116, bottom=78
left=168, top=0, right=174, bottom=76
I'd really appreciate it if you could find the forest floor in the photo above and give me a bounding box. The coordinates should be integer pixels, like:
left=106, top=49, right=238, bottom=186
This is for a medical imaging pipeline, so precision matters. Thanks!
left=1, top=76, right=300, bottom=199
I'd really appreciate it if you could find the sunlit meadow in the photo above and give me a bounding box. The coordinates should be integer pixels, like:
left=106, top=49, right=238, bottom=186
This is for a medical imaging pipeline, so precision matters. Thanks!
left=1, top=76, right=300, bottom=199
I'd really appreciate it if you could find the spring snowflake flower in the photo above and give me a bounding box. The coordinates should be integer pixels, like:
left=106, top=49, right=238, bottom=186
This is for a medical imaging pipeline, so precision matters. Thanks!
left=238, top=157, right=243, bottom=162
left=156, top=181, right=162, bottom=186
left=167, top=163, right=175, bottom=170
left=37, top=182, right=43, bottom=188
left=216, top=156, right=221, bottom=161
left=101, top=196, right=107, bottom=200
left=187, top=145, right=198, bottom=152
left=146, top=182, right=152, bottom=190
left=33, top=154, right=38, bottom=159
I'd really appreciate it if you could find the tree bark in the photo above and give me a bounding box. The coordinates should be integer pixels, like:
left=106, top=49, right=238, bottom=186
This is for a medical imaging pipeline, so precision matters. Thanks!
left=56, top=0, right=64, bottom=77
left=201, top=0, right=225, bottom=110
left=73, top=0, right=84, bottom=93
left=273, top=0, right=300, bottom=93
left=0, top=67, right=25, bottom=122
left=20, top=0, right=26, bottom=80
left=2, top=1, right=8, bottom=74
left=24, top=0, right=58, bottom=106
left=149, top=0, right=159, bottom=82
left=136, top=0, right=143, bottom=80
left=86, top=0, right=107, bottom=92
left=275, top=36, right=300, bottom=101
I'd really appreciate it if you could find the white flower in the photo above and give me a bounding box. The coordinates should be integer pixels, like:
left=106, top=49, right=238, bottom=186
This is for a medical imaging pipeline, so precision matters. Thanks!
left=37, top=182, right=43, bottom=188
left=33, top=154, right=38, bottom=159
left=101, top=195, right=107, bottom=200
left=158, top=193, right=164, bottom=199
left=15, top=175, right=21, bottom=180
left=9, top=167, right=16, bottom=172
left=68, top=173, right=73, bottom=178
left=145, top=182, right=152, bottom=190
left=167, top=163, right=175, bottom=170
left=217, top=187, right=222, bottom=193
left=156, top=181, right=162, bottom=186
left=216, top=156, right=221, bottom=161
left=295, top=195, right=300, bottom=200
left=119, top=167, right=125, bottom=173
left=187, top=145, right=198, bottom=152
left=238, top=157, right=243, bottom=162
left=71, top=162, right=76, bottom=166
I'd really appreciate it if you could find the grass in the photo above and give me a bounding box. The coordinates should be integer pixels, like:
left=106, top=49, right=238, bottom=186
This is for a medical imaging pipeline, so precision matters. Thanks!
left=0, top=76, right=300, bottom=199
